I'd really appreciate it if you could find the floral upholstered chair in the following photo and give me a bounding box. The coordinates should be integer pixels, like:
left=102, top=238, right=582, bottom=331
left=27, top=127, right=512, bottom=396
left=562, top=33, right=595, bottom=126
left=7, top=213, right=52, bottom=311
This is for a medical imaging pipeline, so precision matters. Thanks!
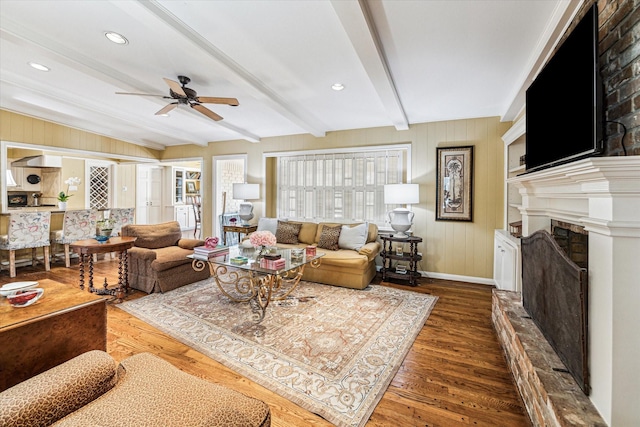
left=0, top=211, right=51, bottom=277
left=50, top=209, right=98, bottom=267
left=108, top=208, right=135, bottom=236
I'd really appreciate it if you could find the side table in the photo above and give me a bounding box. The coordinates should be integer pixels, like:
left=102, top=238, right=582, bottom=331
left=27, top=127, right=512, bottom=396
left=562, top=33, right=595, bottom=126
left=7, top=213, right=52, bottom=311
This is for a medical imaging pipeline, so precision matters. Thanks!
left=380, top=234, right=423, bottom=286
left=70, top=236, right=136, bottom=302
left=222, top=224, right=257, bottom=245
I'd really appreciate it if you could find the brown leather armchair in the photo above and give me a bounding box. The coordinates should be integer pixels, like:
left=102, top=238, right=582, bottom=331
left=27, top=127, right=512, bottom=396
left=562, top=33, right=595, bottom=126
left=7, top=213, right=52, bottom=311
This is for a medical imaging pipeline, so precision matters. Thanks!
left=121, top=221, right=210, bottom=293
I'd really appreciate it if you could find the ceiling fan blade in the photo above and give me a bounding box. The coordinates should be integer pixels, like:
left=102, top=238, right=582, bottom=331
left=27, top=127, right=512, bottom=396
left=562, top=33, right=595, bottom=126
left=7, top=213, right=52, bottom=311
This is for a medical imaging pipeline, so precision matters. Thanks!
left=115, top=92, right=167, bottom=98
left=197, top=97, right=239, bottom=106
left=163, top=78, right=187, bottom=97
left=155, top=103, right=178, bottom=116
left=192, top=104, right=223, bottom=121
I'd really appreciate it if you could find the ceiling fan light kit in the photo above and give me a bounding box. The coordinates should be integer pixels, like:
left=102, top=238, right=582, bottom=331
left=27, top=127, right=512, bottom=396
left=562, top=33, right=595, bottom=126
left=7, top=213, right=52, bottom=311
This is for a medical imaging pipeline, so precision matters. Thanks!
left=117, top=75, right=238, bottom=122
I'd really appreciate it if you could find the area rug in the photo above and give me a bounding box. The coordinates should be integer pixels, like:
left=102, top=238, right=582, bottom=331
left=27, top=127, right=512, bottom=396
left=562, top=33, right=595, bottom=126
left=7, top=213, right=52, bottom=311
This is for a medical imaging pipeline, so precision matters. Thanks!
left=119, top=275, right=437, bottom=427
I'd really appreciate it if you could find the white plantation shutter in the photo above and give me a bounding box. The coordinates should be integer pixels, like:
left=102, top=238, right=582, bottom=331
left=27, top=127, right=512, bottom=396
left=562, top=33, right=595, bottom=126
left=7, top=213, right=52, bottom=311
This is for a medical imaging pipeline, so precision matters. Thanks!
left=277, top=148, right=404, bottom=225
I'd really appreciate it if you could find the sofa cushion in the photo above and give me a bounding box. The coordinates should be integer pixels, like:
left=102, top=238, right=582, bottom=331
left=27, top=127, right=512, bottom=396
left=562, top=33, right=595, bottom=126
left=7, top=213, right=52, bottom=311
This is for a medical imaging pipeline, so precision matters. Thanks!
left=338, top=222, right=369, bottom=251
left=257, top=217, right=279, bottom=235
left=0, top=350, right=117, bottom=427
left=122, top=222, right=182, bottom=249
left=317, top=225, right=342, bottom=251
left=151, top=246, right=196, bottom=272
left=52, top=353, right=271, bottom=427
left=275, top=221, right=302, bottom=244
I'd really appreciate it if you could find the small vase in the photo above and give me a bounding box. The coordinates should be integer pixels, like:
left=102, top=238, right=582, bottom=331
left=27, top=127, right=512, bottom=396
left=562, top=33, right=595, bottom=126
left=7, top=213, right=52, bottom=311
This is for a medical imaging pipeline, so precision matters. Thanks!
left=254, top=246, right=266, bottom=261
left=58, top=201, right=67, bottom=210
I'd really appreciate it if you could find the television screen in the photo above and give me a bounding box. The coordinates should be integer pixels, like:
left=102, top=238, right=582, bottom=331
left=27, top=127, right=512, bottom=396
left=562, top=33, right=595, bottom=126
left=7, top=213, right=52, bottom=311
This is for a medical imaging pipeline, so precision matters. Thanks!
left=525, top=4, right=603, bottom=173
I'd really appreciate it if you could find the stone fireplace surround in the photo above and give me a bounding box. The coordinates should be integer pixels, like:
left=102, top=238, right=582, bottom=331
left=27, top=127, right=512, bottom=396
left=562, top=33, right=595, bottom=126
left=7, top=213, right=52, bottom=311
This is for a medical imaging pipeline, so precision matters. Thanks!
left=498, top=156, right=640, bottom=426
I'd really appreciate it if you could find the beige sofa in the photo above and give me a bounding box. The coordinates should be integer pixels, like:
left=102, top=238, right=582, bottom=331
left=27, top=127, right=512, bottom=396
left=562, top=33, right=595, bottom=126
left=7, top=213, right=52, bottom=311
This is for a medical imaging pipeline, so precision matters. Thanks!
left=121, top=221, right=210, bottom=293
left=265, top=220, right=381, bottom=290
left=0, top=350, right=271, bottom=427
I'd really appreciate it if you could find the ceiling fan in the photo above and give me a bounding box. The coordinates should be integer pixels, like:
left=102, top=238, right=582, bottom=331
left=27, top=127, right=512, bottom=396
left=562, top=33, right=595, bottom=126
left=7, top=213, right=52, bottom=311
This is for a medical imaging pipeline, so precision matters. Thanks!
left=116, top=75, right=239, bottom=121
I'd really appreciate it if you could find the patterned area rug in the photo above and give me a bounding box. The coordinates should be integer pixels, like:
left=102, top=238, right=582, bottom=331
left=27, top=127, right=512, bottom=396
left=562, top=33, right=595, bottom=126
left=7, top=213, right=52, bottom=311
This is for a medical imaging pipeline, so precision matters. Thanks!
left=119, top=275, right=437, bottom=427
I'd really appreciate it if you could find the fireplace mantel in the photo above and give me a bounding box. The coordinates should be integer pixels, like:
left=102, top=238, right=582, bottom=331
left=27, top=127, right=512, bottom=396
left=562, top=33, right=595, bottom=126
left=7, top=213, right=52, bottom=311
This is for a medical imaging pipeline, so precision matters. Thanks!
left=507, top=156, right=640, bottom=426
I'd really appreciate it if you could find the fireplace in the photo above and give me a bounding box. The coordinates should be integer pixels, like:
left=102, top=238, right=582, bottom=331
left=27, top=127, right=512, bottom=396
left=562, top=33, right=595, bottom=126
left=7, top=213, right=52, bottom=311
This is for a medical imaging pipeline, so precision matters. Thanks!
left=521, top=229, right=589, bottom=394
left=499, top=156, right=640, bottom=426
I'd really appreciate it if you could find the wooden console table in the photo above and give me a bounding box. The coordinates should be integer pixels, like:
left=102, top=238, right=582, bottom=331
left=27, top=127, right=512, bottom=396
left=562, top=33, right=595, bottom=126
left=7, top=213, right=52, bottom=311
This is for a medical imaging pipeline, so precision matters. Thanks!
left=0, top=279, right=107, bottom=391
left=222, top=224, right=257, bottom=245
left=70, top=236, right=136, bottom=302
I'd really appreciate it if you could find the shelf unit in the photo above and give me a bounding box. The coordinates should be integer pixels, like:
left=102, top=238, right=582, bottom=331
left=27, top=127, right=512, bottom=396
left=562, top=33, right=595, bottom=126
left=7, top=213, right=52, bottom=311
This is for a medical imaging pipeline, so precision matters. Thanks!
left=501, top=114, right=526, bottom=231
left=379, top=234, right=422, bottom=287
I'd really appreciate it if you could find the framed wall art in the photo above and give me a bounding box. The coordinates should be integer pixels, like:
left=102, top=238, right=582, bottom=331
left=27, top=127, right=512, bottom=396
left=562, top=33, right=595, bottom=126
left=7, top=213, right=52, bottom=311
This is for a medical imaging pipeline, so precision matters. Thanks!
left=186, top=181, right=197, bottom=194
left=436, top=145, right=474, bottom=221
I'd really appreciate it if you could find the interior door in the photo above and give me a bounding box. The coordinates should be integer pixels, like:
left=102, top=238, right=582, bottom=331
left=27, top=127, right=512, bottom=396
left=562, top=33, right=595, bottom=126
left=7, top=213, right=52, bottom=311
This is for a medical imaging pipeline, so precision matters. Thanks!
left=136, top=165, right=163, bottom=224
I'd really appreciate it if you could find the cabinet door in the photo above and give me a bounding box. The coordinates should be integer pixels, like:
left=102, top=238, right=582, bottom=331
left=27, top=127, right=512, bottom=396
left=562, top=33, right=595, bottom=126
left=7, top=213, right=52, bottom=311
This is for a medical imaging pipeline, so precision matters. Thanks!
left=175, top=206, right=189, bottom=229
left=494, top=234, right=517, bottom=291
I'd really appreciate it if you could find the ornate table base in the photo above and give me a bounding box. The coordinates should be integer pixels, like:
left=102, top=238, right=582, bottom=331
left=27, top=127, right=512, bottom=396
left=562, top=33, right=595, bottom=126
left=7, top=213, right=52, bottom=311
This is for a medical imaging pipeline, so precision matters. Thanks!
left=70, top=237, right=136, bottom=303
left=191, top=256, right=321, bottom=324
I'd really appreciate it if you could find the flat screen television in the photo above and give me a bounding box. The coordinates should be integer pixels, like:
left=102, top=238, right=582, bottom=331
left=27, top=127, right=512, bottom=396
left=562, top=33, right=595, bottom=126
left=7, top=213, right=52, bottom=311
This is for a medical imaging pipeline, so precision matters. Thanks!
left=525, top=4, right=604, bottom=173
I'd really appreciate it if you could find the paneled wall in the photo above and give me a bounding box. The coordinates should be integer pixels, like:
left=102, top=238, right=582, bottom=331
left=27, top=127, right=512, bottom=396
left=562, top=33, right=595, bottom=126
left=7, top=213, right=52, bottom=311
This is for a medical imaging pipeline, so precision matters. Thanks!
left=164, top=117, right=509, bottom=281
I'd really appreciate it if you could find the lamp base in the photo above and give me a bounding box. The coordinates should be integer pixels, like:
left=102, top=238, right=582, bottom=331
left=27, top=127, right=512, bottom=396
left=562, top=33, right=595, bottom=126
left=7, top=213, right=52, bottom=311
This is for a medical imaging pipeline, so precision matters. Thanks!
left=388, top=208, right=414, bottom=239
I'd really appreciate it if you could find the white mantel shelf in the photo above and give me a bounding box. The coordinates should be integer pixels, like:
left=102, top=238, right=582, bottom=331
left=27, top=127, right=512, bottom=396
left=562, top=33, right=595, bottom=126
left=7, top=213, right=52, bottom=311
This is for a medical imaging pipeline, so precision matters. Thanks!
left=508, top=155, right=640, bottom=426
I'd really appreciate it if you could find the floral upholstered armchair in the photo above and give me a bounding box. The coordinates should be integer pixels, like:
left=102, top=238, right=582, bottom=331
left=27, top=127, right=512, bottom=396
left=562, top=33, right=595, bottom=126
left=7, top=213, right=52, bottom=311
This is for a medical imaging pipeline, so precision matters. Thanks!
left=0, top=211, right=51, bottom=277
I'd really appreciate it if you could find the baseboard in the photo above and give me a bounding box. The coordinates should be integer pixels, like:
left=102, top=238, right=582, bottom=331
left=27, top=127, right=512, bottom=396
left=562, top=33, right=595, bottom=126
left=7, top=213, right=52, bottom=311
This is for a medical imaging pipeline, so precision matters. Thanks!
left=420, top=270, right=495, bottom=286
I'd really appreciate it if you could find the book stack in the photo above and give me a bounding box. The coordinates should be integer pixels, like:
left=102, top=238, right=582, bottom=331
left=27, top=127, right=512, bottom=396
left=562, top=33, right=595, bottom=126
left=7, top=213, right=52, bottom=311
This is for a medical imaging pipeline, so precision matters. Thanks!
left=193, top=245, right=229, bottom=259
left=259, top=257, right=286, bottom=270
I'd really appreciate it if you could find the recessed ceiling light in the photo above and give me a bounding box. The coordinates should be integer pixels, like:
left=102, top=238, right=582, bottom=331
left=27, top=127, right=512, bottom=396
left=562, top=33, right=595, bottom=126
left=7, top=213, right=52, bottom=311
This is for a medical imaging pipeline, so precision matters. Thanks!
left=331, top=83, right=345, bottom=91
left=105, top=31, right=128, bottom=45
left=28, top=62, right=50, bottom=72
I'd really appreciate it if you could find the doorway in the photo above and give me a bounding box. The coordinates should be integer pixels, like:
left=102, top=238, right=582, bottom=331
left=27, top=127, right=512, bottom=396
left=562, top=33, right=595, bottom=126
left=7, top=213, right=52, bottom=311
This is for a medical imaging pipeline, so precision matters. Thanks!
left=213, top=155, right=247, bottom=239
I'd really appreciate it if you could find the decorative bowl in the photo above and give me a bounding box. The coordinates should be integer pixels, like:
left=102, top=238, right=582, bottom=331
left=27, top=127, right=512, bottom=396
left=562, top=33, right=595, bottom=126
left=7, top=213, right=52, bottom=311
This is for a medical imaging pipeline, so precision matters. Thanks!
left=95, top=235, right=110, bottom=243
left=7, top=288, right=44, bottom=307
left=0, top=281, right=39, bottom=297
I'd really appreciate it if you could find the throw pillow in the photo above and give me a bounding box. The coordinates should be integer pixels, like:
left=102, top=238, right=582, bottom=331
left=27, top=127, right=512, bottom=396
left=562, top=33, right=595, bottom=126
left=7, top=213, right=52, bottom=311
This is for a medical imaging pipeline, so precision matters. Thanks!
left=338, top=222, right=368, bottom=251
left=275, top=221, right=302, bottom=244
left=317, top=225, right=342, bottom=251
left=257, top=217, right=280, bottom=235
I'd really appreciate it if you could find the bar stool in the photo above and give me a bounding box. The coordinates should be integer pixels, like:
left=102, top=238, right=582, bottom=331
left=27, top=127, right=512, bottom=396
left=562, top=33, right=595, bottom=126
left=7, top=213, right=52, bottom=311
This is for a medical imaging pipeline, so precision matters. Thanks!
left=108, top=208, right=135, bottom=236
left=187, top=196, right=201, bottom=238
left=50, top=209, right=98, bottom=268
left=0, top=211, right=51, bottom=278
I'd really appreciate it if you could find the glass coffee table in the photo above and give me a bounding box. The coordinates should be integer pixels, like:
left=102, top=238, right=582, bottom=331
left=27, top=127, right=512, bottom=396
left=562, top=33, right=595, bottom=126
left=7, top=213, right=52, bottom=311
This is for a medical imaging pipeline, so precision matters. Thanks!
left=189, top=246, right=324, bottom=324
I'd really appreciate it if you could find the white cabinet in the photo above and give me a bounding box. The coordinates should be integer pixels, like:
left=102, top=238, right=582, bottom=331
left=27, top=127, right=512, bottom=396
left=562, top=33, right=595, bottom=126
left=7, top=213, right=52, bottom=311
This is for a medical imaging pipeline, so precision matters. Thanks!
left=136, top=165, right=163, bottom=225
left=493, top=229, right=521, bottom=292
left=9, top=161, right=42, bottom=191
left=174, top=205, right=196, bottom=231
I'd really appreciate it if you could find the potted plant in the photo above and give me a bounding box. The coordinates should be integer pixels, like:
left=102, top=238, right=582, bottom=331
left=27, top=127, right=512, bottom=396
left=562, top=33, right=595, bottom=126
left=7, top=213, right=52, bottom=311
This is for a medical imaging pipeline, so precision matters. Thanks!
left=57, top=177, right=81, bottom=209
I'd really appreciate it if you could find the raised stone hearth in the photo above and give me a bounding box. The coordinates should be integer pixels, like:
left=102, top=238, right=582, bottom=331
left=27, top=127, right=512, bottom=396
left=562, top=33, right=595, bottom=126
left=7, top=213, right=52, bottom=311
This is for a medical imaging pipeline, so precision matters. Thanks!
left=492, top=290, right=605, bottom=427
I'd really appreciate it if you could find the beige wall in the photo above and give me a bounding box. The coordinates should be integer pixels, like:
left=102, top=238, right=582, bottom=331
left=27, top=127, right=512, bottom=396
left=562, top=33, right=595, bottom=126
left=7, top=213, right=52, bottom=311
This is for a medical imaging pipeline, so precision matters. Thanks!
left=2, top=109, right=508, bottom=280
left=164, top=117, right=509, bottom=280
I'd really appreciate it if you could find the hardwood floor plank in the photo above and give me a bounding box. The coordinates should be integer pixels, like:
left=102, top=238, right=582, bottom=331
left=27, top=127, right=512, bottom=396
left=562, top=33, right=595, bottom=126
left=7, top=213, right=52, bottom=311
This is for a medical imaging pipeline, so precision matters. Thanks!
left=0, top=259, right=529, bottom=426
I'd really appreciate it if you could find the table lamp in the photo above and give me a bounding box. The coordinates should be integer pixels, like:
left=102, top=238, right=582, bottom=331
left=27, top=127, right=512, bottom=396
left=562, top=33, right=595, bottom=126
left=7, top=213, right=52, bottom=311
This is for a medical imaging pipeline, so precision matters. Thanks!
left=384, top=183, right=419, bottom=238
left=233, top=183, right=260, bottom=226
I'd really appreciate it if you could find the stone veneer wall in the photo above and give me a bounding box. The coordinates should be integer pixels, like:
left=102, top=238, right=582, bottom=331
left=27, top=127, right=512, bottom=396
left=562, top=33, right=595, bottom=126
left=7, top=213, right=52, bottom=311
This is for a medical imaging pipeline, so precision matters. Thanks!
left=492, top=290, right=606, bottom=427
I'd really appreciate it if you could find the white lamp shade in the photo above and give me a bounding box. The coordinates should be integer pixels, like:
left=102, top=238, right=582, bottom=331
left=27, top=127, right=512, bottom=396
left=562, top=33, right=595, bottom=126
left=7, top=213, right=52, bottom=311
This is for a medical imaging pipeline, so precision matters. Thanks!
left=6, top=170, right=17, bottom=187
left=384, top=183, right=419, bottom=205
left=232, top=183, right=260, bottom=200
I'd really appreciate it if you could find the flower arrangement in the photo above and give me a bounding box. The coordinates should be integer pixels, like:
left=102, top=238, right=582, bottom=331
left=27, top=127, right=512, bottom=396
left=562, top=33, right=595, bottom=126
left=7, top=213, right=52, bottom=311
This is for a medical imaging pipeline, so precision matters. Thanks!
left=249, top=230, right=276, bottom=248
left=58, top=177, right=81, bottom=202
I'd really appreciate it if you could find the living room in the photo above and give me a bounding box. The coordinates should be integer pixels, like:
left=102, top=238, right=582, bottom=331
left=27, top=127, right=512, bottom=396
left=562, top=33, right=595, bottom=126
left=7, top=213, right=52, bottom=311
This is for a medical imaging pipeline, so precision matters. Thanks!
left=1, top=1, right=639, bottom=426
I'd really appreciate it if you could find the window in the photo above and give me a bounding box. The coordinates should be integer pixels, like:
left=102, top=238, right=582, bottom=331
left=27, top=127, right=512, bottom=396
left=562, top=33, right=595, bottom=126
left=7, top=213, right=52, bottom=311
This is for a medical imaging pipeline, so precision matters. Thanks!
left=276, top=146, right=407, bottom=225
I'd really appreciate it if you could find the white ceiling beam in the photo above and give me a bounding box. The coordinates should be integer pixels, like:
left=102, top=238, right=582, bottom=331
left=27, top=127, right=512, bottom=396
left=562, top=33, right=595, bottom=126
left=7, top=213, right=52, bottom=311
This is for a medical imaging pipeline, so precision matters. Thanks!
left=331, top=0, right=408, bottom=131
left=137, top=0, right=327, bottom=139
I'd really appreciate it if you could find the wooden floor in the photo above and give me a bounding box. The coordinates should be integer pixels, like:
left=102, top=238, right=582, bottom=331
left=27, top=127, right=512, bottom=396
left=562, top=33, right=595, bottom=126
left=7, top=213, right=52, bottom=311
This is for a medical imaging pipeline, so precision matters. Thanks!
left=1, top=257, right=530, bottom=427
